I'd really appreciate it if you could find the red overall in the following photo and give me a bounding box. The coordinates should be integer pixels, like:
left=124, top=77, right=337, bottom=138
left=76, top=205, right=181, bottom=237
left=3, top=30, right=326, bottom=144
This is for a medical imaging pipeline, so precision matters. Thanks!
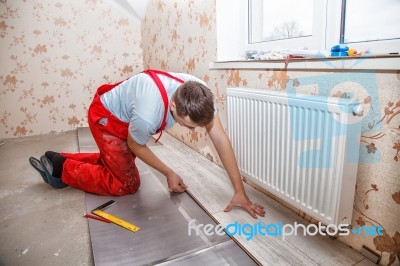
left=60, top=70, right=184, bottom=195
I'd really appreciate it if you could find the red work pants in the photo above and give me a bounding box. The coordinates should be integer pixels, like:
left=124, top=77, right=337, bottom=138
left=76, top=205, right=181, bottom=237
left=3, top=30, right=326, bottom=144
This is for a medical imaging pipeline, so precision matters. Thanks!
left=60, top=83, right=140, bottom=195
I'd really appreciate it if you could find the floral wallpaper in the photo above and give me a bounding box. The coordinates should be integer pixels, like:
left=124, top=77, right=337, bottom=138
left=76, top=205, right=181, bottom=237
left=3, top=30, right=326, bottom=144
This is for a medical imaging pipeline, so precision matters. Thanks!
left=141, top=0, right=400, bottom=265
left=0, top=0, right=143, bottom=137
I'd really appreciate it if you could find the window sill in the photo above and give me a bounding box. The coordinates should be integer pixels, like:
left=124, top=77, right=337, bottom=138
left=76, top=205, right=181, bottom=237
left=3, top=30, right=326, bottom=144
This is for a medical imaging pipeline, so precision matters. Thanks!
left=209, top=54, right=400, bottom=71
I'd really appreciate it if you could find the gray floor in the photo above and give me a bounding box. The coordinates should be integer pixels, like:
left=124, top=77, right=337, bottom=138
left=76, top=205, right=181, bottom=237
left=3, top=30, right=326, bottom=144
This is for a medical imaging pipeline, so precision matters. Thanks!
left=0, top=131, right=92, bottom=266
left=0, top=129, right=377, bottom=266
left=79, top=128, right=255, bottom=265
left=0, top=129, right=254, bottom=266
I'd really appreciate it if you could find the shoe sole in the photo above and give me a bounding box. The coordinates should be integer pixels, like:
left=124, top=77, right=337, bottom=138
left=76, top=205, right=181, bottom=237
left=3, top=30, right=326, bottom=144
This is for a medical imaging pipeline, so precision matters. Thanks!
left=29, top=157, right=48, bottom=184
left=40, top=155, right=68, bottom=189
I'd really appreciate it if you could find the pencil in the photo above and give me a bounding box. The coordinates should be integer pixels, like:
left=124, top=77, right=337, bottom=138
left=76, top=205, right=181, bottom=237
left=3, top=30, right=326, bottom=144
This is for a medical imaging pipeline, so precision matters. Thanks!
left=83, top=213, right=111, bottom=223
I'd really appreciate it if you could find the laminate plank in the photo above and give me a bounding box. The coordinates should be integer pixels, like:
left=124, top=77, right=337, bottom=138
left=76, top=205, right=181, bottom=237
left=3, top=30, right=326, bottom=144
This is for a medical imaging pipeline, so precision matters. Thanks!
left=79, top=128, right=365, bottom=265
left=152, top=136, right=316, bottom=265
left=353, top=258, right=379, bottom=266
left=154, top=132, right=366, bottom=265
left=149, top=145, right=233, bottom=214
left=213, top=210, right=317, bottom=266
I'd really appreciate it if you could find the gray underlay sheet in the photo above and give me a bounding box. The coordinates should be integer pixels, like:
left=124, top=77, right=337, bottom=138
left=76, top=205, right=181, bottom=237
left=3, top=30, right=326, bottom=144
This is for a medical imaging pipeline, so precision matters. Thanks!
left=78, top=127, right=255, bottom=265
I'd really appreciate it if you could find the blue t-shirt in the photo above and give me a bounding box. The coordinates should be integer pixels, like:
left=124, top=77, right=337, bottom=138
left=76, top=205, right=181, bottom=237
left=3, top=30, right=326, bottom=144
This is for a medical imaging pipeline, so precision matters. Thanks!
left=100, top=71, right=206, bottom=145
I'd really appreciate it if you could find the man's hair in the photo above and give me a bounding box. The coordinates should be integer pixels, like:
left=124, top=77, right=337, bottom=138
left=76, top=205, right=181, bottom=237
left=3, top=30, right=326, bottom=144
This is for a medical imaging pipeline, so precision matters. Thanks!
left=172, top=81, right=215, bottom=127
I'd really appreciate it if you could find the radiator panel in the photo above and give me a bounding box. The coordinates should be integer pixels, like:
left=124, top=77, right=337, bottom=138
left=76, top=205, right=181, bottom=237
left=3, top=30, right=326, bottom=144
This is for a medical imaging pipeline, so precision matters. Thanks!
left=227, top=88, right=361, bottom=225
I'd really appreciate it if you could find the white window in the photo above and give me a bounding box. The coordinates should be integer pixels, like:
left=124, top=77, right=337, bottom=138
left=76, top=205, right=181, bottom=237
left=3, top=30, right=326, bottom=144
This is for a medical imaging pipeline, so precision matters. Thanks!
left=216, top=0, right=400, bottom=61
left=247, top=0, right=325, bottom=50
left=340, top=0, right=400, bottom=53
left=249, top=0, right=314, bottom=43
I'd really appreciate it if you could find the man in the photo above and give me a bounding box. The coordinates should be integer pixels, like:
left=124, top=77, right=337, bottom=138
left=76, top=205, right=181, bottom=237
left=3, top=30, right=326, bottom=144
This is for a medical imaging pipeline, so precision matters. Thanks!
left=29, top=69, right=265, bottom=218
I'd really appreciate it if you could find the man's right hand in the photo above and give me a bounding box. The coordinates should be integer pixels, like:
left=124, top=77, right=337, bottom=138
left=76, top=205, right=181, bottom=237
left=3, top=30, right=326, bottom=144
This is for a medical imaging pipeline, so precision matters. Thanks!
left=166, top=171, right=188, bottom=193
left=127, top=135, right=187, bottom=193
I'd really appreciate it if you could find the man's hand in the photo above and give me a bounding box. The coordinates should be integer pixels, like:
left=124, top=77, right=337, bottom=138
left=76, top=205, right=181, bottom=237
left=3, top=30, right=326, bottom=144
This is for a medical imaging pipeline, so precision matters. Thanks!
left=224, top=191, right=265, bottom=219
left=127, top=134, right=187, bottom=193
left=206, top=116, right=265, bottom=219
left=166, top=171, right=188, bottom=193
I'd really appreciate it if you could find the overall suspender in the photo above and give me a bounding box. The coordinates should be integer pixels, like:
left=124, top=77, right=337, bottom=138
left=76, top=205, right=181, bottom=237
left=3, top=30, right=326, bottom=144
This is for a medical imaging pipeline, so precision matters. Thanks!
left=143, top=70, right=185, bottom=142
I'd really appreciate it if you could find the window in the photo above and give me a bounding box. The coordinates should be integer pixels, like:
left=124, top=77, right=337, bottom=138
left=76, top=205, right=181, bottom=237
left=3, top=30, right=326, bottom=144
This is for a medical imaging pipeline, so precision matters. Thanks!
left=341, top=0, right=400, bottom=53
left=216, top=0, right=400, bottom=60
left=249, top=0, right=314, bottom=44
left=245, top=0, right=327, bottom=52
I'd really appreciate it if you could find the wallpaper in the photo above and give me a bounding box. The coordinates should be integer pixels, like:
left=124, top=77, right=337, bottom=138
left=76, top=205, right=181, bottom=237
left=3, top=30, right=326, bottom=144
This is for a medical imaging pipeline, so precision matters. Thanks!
left=141, top=0, right=400, bottom=265
left=0, top=0, right=143, bottom=137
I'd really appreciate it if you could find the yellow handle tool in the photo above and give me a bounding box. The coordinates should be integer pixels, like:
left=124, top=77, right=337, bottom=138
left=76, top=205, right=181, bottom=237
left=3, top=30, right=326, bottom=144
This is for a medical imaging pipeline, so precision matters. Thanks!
left=91, top=200, right=140, bottom=233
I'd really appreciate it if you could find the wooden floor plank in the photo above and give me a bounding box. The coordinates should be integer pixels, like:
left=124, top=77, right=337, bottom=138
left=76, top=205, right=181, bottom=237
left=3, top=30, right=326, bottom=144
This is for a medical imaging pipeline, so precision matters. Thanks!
left=154, top=133, right=366, bottom=266
left=149, top=145, right=233, bottom=214
left=213, top=210, right=318, bottom=266
left=76, top=128, right=365, bottom=265
left=353, top=258, right=379, bottom=266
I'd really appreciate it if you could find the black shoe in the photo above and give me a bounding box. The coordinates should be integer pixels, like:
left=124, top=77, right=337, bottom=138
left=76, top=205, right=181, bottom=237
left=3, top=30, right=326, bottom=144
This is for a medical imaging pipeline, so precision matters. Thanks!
left=29, top=157, right=49, bottom=184
left=40, top=156, right=68, bottom=189
left=45, top=151, right=60, bottom=161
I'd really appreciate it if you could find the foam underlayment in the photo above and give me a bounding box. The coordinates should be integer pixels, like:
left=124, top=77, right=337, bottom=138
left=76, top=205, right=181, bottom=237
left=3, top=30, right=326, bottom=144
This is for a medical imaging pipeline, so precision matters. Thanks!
left=79, top=127, right=374, bottom=266
left=78, top=127, right=255, bottom=266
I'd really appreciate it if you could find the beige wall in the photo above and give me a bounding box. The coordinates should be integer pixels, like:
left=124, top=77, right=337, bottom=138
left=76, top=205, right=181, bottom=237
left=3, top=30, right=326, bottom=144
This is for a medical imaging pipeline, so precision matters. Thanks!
left=0, top=0, right=143, bottom=137
left=141, top=0, right=400, bottom=265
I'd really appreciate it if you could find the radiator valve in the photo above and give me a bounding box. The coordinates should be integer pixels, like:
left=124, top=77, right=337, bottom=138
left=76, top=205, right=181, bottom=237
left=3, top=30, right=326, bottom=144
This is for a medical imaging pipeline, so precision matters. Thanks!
left=352, top=104, right=364, bottom=116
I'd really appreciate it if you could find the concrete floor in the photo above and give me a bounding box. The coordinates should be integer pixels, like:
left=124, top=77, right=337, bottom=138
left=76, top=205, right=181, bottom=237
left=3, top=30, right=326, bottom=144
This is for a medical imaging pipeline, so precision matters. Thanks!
left=0, top=131, right=93, bottom=266
left=0, top=130, right=254, bottom=266
left=0, top=130, right=375, bottom=266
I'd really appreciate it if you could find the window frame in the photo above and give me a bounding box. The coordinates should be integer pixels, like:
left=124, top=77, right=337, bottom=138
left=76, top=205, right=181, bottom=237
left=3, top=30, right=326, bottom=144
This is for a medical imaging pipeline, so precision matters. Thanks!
left=244, top=0, right=328, bottom=52
left=215, top=0, right=400, bottom=61
left=336, top=0, right=400, bottom=54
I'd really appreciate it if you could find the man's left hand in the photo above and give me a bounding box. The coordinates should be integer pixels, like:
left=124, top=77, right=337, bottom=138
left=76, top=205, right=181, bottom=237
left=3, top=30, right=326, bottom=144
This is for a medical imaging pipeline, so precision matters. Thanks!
left=224, top=191, right=265, bottom=219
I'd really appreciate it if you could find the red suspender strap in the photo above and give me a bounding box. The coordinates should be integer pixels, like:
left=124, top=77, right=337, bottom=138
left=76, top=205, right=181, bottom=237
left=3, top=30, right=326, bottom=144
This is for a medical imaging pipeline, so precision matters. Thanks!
left=146, top=69, right=185, bottom=83
left=143, top=69, right=184, bottom=142
left=96, top=80, right=125, bottom=96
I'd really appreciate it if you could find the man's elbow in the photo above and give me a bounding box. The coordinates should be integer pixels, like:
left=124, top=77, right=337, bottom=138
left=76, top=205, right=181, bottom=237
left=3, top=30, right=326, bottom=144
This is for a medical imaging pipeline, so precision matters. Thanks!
left=127, top=135, right=145, bottom=153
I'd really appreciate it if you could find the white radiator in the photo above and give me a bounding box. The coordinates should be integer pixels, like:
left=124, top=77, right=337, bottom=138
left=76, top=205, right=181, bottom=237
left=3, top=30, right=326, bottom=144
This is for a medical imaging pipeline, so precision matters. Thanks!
left=227, top=88, right=363, bottom=226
